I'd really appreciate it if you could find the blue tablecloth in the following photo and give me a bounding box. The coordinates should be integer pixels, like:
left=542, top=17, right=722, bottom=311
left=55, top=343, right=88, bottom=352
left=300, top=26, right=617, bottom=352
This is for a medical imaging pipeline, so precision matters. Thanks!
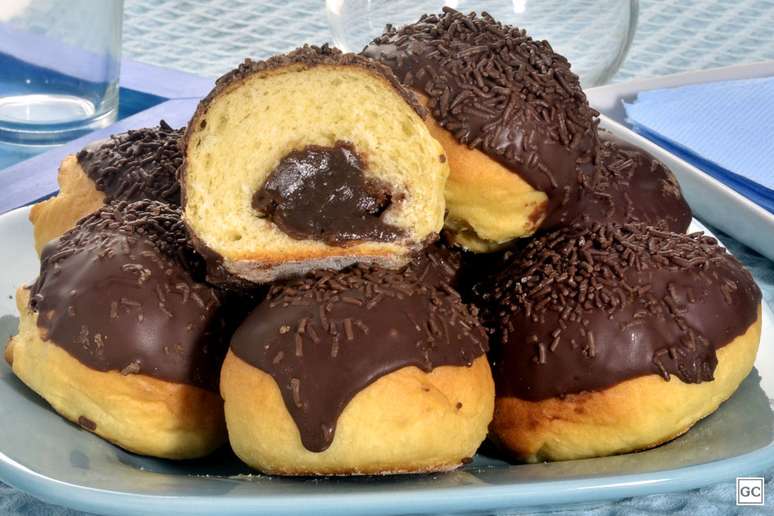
left=2, top=0, right=774, bottom=514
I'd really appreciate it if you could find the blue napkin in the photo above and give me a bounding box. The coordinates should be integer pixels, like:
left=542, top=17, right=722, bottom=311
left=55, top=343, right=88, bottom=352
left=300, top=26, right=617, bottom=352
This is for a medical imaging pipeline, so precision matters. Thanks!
left=624, top=77, right=774, bottom=214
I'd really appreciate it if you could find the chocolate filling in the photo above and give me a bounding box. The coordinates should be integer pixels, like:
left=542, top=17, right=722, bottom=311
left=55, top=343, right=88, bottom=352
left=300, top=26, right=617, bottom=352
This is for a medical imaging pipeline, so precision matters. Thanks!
left=477, top=223, right=761, bottom=401
left=230, top=263, right=488, bottom=452
left=30, top=200, right=227, bottom=391
left=253, top=142, right=403, bottom=245
left=576, top=135, right=692, bottom=232
left=77, top=120, right=183, bottom=206
left=363, top=8, right=598, bottom=231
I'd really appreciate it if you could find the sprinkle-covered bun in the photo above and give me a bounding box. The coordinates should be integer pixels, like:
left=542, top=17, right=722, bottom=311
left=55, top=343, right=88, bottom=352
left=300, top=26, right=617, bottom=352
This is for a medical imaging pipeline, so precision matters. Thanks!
left=77, top=121, right=182, bottom=205
left=363, top=8, right=598, bottom=251
left=221, top=263, right=493, bottom=475
left=576, top=136, right=692, bottom=232
left=6, top=200, right=228, bottom=459
left=181, top=44, right=449, bottom=284
left=29, top=121, right=183, bottom=254
left=478, top=223, right=762, bottom=462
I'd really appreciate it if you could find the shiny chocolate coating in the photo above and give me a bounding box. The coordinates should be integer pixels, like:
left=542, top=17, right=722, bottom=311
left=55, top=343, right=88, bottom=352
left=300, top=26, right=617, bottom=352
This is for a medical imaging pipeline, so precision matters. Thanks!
left=478, top=223, right=760, bottom=401
left=253, top=142, right=403, bottom=245
left=363, top=8, right=598, bottom=230
left=576, top=136, right=692, bottom=232
left=30, top=200, right=226, bottom=391
left=77, top=121, right=182, bottom=206
left=230, top=263, right=488, bottom=452
left=405, top=236, right=465, bottom=288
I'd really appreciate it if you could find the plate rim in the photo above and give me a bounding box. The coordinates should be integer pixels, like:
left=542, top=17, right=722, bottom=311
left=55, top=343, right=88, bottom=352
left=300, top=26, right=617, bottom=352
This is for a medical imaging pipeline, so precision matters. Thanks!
left=586, top=62, right=774, bottom=262
left=2, top=439, right=774, bottom=516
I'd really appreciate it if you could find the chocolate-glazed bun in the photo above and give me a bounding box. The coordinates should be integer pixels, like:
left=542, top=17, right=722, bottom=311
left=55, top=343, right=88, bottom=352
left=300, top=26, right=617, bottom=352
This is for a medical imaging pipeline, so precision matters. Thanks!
left=363, top=8, right=598, bottom=251
left=478, top=223, right=762, bottom=462
left=221, top=263, right=494, bottom=475
left=77, top=122, right=182, bottom=205
left=182, top=45, right=449, bottom=284
left=6, top=200, right=227, bottom=459
left=29, top=121, right=183, bottom=254
left=576, top=136, right=692, bottom=232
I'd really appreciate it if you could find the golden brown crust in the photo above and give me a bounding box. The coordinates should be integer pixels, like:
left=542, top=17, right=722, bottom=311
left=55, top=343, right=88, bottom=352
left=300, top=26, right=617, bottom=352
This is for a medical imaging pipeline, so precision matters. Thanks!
left=490, top=307, right=762, bottom=462
left=8, top=288, right=226, bottom=459
left=3, top=338, right=13, bottom=366
left=414, top=93, right=547, bottom=252
left=220, top=350, right=494, bottom=475
left=29, top=155, right=105, bottom=254
left=215, top=242, right=415, bottom=284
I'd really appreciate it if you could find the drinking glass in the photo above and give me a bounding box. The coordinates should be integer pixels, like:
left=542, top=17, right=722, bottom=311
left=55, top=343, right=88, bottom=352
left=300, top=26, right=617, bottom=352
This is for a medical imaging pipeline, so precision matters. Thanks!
left=0, top=0, right=123, bottom=144
left=327, top=0, right=638, bottom=89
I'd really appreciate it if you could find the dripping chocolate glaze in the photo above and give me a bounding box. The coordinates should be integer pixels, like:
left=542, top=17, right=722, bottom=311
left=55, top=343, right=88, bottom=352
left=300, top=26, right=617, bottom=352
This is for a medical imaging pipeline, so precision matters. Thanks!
left=230, top=263, right=488, bottom=452
left=77, top=121, right=183, bottom=205
left=362, top=8, right=598, bottom=229
left=477, top=223, right=760, bottom=401
left=253, top=142, right=404, bottom=244
left=575, top=135, right=692, bottom=232
left=30, top=200, right=227, bottom=391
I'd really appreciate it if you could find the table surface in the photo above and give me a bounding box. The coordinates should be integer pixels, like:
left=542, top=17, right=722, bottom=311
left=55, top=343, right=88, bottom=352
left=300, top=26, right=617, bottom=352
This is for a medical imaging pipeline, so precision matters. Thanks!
left=3, top=0, right=774, bottom=514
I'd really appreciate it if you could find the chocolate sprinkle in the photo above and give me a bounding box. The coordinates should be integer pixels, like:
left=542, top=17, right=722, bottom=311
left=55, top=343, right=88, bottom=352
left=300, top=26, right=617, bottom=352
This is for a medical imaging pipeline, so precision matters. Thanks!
left=77, top=121, right=182, bottom=205
left=363, top=8, right=599, bottom=229
left=405, top=237, right=465, bottom=289
left=30, top=200, right=227, bottom=391
left=230, top=263, right=488, bottom=452
left=78, top=416, right=97, bottom=431
left=478, top=223, right=760, bottom=400
left=575, top=135, right=692, bottom=232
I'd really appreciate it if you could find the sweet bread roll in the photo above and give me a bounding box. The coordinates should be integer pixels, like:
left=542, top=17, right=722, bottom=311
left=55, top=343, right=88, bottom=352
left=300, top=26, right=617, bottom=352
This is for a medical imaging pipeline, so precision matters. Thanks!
left=478, top=223, right=762, bottom=462
left=6, top=200, right=227, bottom=459
left=181, top=45, right=449, bottom=284
left=363, top=8, right=598, bottom=252
left=29, top=122, right=182, bottom=254
left=576, top=135, right=692, bottom=232
left=221, top=264, right=493, bottom=475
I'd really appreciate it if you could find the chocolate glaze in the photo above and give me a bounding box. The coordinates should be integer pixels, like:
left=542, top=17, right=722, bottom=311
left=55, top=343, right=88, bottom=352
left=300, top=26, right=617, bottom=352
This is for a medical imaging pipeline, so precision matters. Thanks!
left=230, top=263, right=488, bottom=452
left=363, top=8, right=598, bottom=230
left=576, top=135, right=692, bottom=232
left=253, top=142, right=403, bottom=244
left=77, top=121, right=182, bottom=205
left=30, top=200, right=227, bottom=391
left=477, top=223, right=760, bottom=401
left=407, top=237, right=465, bottom=289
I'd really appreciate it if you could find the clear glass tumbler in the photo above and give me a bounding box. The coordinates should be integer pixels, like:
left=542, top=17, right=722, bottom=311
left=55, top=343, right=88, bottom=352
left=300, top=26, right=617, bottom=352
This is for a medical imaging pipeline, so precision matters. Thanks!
left=0, top=0, right=123, bottom=144
left=327, top=0, right=638, bottom=89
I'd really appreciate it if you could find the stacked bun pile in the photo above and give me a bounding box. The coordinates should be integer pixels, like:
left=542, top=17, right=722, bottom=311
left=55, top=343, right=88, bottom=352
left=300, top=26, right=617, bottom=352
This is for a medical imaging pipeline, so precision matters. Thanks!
left=5, top=9, right=761, bottom=473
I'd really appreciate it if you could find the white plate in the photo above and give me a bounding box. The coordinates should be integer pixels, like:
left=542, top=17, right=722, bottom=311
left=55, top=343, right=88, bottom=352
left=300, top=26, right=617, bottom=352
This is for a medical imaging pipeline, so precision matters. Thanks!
left=586, top=62, right=774, bottom=261
left=0, top=202, right=772, bottom=515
